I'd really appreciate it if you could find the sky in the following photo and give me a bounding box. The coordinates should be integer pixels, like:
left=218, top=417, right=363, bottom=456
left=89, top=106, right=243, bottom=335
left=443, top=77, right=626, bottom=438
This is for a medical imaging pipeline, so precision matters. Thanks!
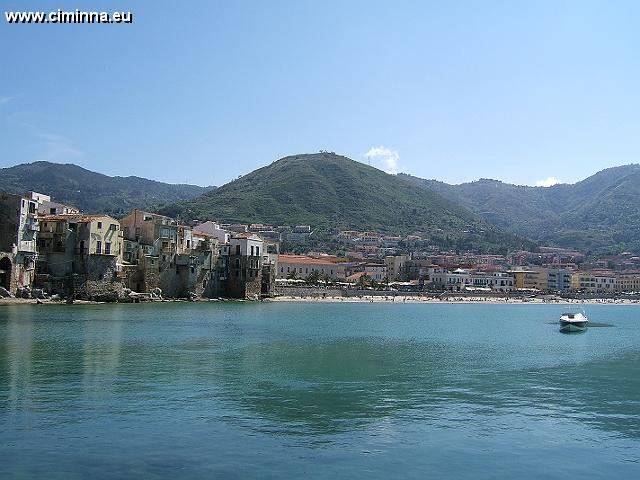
left=1, top=0, right=639, bottom=187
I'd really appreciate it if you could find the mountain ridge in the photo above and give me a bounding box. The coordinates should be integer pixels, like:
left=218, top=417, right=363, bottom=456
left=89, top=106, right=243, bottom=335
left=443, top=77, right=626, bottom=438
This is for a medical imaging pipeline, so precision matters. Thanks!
left=0, top=161, right=215, bottom=216
left=400, top=164, right=640, bottom=253
left=3, top=156, right=638, bottom=254
left=160, top=153, right=534, bottom=253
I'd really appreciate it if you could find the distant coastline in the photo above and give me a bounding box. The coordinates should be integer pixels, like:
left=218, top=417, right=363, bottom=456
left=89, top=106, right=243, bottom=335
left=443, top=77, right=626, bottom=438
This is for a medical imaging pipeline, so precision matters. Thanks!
left=2, top=295, right=639, bottom=306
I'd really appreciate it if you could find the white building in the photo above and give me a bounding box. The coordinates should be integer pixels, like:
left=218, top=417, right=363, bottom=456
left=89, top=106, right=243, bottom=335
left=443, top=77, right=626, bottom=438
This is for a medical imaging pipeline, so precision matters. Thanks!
left=193, top=221, right=230, bottom=244
left=364, top=263, right=388, bottom=282
left=276, top=255, right=345, bottom=279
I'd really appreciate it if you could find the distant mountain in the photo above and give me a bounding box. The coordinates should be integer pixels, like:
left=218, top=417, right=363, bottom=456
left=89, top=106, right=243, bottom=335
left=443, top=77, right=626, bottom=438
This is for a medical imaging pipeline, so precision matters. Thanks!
left=161, top=153, right=534, bottom=253
left=400, top=164, right=640, bottom=254
left=0, top=161, right=215, bottom=216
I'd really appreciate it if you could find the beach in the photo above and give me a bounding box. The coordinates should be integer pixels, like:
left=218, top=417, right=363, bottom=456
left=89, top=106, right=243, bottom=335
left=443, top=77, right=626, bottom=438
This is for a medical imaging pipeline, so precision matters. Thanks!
left=268, top=294, right=640, bottom=304
left=2, top=294, right=639, bottom=306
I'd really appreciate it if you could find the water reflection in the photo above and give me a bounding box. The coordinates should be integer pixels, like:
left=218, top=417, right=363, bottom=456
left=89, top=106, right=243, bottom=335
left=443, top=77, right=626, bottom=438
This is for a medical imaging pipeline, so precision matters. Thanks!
left=214, top=338, right=451, bottom=434
left=213, top=337, right=640, bottom=440
left=1, top=304, right=639, bottom=445
left=2, top=308, right=34, bottom=412
left=82, top=310, right=122, bottom=398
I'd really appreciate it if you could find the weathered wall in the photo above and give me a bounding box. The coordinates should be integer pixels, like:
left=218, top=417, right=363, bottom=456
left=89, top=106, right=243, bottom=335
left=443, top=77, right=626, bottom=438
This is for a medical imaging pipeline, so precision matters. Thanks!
left=224, top=255, right=262, bottom=299
left=0, top=253, right=16, bottom=293
left=84, top=255, right=117, bottom=281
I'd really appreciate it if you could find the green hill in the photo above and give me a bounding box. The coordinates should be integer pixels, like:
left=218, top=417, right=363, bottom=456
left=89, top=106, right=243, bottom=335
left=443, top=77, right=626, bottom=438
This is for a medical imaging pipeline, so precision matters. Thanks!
left=0, top=161, right=214, bottom=216
left=161, top=153, right=534, bottom=253
left=400, top=164, right=640, bottom=254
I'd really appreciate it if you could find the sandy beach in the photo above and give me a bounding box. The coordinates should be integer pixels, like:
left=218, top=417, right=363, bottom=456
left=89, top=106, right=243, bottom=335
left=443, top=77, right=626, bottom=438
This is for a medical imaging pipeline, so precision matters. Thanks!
left=2, top=295, right=639, bottom=306
left=268, top=295, right=640, bottom=305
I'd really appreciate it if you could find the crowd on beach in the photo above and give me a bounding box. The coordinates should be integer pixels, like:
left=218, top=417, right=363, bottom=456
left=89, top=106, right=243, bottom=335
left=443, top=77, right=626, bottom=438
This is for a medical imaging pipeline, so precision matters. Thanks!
left=269, top=294, right=640, bottom=304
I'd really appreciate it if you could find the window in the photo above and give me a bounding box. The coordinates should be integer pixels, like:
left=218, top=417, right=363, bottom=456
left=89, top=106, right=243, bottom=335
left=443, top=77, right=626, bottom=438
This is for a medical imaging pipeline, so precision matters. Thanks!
left=256, top=247, right=259, bottom=256
left=235, top=245, right=240, bottom=255
left=109, top=224, right=117, bottom=230
left=49, top=208, right=56, bottom=214
left=105, top=242, right=111, bottom=255
left=96, top=241, right=102, bottom=254
left=98, top=222, right=103, bottom=229
left=186, top=240, right=190, bottom=248
left=251, top=246, right=254, bottom=256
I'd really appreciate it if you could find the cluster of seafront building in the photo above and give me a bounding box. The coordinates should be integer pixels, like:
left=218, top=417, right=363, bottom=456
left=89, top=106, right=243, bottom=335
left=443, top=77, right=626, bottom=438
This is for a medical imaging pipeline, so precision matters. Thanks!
left=0, top=191, right=278, bottom=300
left=2, top=191, right=640, bottom=300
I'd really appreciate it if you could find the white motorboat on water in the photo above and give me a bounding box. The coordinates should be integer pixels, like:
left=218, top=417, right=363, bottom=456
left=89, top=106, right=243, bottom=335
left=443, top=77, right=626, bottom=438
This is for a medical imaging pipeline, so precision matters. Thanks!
left=559, top=311, right=588, bottom=332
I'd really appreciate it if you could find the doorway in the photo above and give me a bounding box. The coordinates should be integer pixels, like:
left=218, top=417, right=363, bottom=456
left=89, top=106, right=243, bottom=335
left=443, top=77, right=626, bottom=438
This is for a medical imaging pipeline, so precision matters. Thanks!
left=0, top=256, right=12, bottom=291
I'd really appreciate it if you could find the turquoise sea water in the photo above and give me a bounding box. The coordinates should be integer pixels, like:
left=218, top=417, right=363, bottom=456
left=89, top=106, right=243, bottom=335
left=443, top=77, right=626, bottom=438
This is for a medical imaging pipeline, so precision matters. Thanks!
left=0, top=302, right=639, bottom=479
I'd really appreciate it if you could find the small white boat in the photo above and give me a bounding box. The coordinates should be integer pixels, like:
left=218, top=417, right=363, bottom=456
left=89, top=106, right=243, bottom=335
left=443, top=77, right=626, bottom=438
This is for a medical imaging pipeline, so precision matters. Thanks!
left=559, top=312, right=588, bottom=333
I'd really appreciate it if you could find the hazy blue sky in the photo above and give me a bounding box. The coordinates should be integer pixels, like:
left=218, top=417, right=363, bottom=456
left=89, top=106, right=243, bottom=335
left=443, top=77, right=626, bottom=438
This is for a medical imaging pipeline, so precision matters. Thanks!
left=1, top=0, right=639, bottom=187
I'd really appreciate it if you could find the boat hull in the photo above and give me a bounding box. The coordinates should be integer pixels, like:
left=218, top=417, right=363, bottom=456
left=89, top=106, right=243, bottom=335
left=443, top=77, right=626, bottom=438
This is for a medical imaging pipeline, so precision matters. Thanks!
left=559, top=320, right=587, bottom=333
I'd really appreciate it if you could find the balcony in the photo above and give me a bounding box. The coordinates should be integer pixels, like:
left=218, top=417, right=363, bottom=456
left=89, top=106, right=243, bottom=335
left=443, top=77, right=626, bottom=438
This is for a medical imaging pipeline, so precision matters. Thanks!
left=25, top=218, right=40, bottom=231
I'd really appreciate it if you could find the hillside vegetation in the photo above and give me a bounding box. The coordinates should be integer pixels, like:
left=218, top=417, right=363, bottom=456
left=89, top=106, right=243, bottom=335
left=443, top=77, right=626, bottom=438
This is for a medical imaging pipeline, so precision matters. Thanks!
left=0, top=161, right=213, bottom=216
left=162, top=153, right=533, bottom=253
left=400, top=164, right=640, bottom=253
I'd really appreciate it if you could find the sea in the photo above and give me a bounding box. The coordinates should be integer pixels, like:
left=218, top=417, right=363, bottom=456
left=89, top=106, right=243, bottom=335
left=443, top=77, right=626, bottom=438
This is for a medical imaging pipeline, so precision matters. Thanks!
left=1, top=302, right=638, bottom=479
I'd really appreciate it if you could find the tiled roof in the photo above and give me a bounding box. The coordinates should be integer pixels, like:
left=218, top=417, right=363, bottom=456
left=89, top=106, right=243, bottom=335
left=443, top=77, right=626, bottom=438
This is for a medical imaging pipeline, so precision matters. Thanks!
left=278, top=255, right=339, bottom=266
left=39, top=213, right=116, bottom=222
left=346, top=271, right=367, bottom=282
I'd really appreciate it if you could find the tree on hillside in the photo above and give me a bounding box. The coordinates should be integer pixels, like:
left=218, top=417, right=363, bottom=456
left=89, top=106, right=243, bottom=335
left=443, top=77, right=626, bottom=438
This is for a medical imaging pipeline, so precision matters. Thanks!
left=305, top=271, right=321, bottom=285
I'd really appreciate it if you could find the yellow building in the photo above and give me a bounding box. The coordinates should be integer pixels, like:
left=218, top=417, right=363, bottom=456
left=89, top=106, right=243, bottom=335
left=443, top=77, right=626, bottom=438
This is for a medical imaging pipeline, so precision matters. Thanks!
left=615, top=272, right=640, bottom=293
left=510, top=267, right=548, bottom=291
left=38, top=214, right=122, bottom=258
left=571, top=271, right=616, bottom=294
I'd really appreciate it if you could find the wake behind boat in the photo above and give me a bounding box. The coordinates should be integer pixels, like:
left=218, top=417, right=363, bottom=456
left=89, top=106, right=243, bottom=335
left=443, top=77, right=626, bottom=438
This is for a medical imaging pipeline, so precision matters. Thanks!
left=559, top=311, right=588, bottom=333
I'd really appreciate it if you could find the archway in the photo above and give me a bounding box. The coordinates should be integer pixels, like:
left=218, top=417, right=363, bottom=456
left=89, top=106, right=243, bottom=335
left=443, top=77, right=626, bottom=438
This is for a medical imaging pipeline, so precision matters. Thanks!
left=0, top=256, right=12, bottom=291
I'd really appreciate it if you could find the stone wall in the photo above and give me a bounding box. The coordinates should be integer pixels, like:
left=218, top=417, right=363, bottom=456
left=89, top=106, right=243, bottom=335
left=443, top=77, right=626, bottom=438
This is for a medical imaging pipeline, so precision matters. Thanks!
left=224, top=254, right=262, bottom=299
left=85, top=255, right=118, bottom=281
left=159, top=265, right=190, bottom=298
left=0, top=252, right=16, bottom=294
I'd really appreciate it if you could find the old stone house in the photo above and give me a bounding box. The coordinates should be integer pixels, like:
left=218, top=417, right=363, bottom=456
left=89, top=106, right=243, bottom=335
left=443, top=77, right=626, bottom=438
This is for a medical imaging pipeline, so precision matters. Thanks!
left=0, top=192, right=39, bottom=294
left=35, top=214, right=124, bottom=295
left=120, top=210, right=219, bottom=297
left=218, top=233, right=266, bottom=299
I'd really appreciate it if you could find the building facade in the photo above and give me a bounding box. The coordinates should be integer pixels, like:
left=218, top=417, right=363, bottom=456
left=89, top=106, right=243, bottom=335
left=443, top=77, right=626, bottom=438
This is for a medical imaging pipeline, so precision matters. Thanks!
left=0, top=192, right=39, bottom=293
left=35, top=214, right=123, bottom=296
left=276, top=254, right=346, bottom=280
